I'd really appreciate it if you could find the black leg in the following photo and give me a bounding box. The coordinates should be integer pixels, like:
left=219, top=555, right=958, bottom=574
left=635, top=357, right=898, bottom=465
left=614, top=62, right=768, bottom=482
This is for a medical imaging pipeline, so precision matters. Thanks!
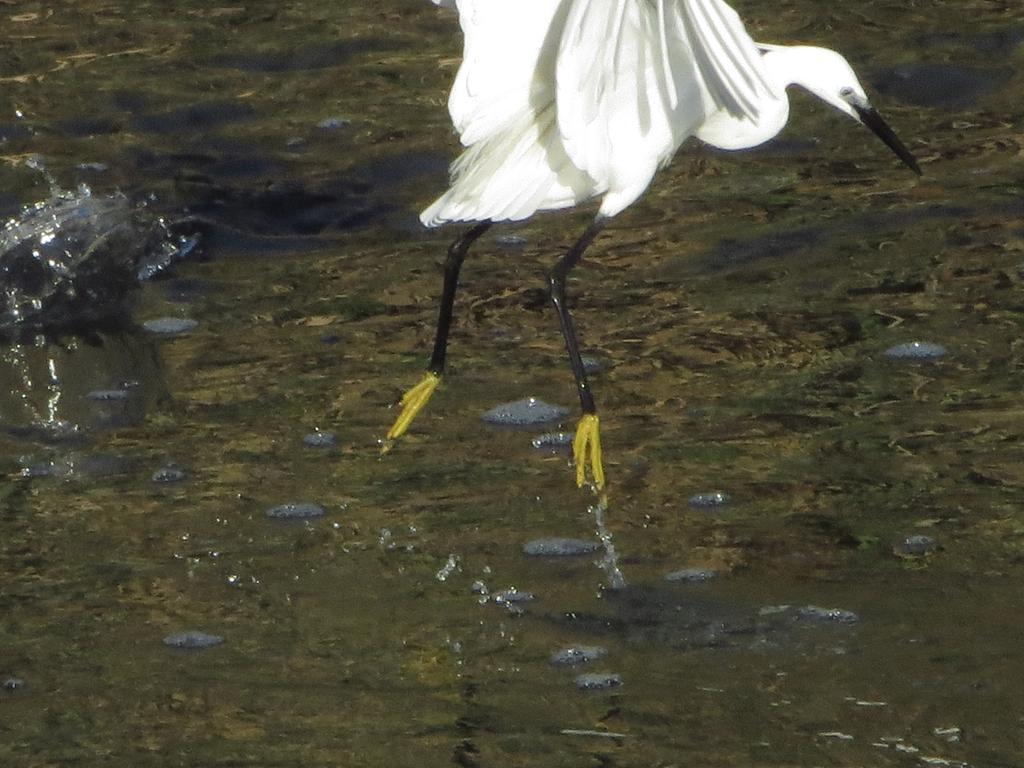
left=383, top=220, right=490, bottom=447
left=429, top=221, right=491, bottom=374
left=549, top=217, right=606, bottom=414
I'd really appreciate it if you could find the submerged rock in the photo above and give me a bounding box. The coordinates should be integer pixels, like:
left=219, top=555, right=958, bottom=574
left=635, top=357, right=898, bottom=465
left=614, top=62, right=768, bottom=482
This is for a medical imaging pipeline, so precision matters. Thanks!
left=688, top=491, right=730, bottom=510
left=265, top=502, right=324, bottom=520
left=884, top=341, right=947, bottom=361
left=303, top=430, right=337, bottom=448
left=481, top=397, right=569, bottom=426
left=665, top=568, right=716, bottom=583
left=523, top=538, right=600, bottom=557
left=86, top=389, right=129, bottom=402
left=491, top=588, right=536, bottom=604
left=795, top=605, right=860, bottom=624
left=162, top=631, right=224, bottom=649
left=895, top=534, right=938, bottom=556
left=151, top=464, right=187, bottom=483
left=316, top=116, right=350, bottom=130
left=2, top=677, right=26, bottom=691
left=575, top=673, right=622, bottom=690
left=551, top=645, right=607, bottom=666
left=142, top=317, right=198, bottom=335
left=530, top=431, right=574, bottom=451
left=494, top=233, right=527, bottom=248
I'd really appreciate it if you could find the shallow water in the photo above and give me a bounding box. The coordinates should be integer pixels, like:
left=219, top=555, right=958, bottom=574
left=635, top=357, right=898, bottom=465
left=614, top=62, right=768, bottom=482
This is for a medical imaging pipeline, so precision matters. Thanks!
left=2, top=1, right=1024, bottom=766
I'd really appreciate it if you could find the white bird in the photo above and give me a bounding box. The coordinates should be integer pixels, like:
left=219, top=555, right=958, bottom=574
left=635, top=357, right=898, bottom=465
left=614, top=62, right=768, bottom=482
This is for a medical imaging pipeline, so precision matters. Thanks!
left=384, top=0, right=920, bottom=492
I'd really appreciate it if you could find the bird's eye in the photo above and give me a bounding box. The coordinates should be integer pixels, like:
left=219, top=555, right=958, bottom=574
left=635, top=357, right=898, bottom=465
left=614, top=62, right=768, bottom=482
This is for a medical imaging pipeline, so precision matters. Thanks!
left=839, top=87, right=855, bottom=100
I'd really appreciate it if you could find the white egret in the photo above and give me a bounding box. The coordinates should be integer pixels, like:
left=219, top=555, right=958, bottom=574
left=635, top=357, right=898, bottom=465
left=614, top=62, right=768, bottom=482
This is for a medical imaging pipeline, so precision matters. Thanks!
left=384, top=0, right=921, bottom=491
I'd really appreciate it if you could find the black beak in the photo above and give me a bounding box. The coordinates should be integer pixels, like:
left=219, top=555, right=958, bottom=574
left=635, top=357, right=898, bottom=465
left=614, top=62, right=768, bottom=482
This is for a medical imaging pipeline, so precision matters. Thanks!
left=853, top=104, right=921, bottom=175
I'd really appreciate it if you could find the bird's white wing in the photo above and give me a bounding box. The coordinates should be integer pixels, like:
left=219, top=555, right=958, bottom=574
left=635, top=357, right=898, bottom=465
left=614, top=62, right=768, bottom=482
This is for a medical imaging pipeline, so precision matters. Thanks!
left=556, top=0, right=776, bottom=192
left=674, top=0, right=775, bottom=118
left=443, top=0, right=567, bottom=147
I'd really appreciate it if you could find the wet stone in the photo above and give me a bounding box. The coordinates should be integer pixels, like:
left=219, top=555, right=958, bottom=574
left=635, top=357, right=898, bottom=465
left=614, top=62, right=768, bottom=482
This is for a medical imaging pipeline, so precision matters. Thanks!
left=2, top=677, right=26, bottom=692
left=492, top=588, right=536, bottom=604
left=796, top=606, right=860, bottom=624
left=494, top=233, right=527, bottom=248
left=162, top=631, right=224, bottom=649
left=143, top=317, right=199, bottom=335
left=316, top=116, right=350, bottom=130
left=531, top=431, right=574, bottom=451
left=151, top=464, right=186, bottom=483
left=884, top=341, right=947, bottom=361
left=523, top=538, right=600, bottom=557
left=303, top=430, right=337, bottom=448
left=551, top=645, right=607, bottom=666
left=896, top=534, right=938, bottom=556
left=481, top=398, right=569, bottom=426
left=87, top=389, right=129, bottom=402
left=581, top=356, right=602, bottom=375
left=265, top=502, right=325, bottom=520
left=665, top=568, right=716, bottom=583
left=575, top=673, right=622, bottom=691
left=688, top=491, right=730, bottom=510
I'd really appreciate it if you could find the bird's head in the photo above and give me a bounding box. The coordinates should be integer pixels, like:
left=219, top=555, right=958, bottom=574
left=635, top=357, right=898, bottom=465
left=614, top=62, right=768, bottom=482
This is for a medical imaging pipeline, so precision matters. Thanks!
left=764, top=45, right=922, bottom=175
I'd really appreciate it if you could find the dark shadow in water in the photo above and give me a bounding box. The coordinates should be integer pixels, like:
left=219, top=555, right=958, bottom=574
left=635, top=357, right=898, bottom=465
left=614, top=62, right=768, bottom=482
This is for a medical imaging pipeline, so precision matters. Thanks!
left=130, top=100, right=257, bottom=135
left=915, top=27, right=1024, bottom=56
left=662, top=202, right=974, bottom=276
left=207, top=38, right=391, bottom=72
left=53, top=115, right=123, bottom=138
left=543, top=583, right=857, bottom=654
left=0, top=121, right=33, bottom=143
left=171, top=150, right=448, bottom=252
left=2, top=133, right=445, bottom=336
left=130, top=144, right=286, bottom=184
left=872, top=63, right=1015, bottom=109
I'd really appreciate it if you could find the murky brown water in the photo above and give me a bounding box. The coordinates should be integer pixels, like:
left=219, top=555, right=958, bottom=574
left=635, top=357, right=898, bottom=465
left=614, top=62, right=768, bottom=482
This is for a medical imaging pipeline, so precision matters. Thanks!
left=2, top=1, right=1024, bottom=766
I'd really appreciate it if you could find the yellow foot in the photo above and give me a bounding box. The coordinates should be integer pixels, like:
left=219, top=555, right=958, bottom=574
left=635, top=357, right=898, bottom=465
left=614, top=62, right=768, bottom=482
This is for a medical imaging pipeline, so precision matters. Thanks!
left=381, top=371, right=440, bottom=454
left=573, top=413, right=606, bottom=491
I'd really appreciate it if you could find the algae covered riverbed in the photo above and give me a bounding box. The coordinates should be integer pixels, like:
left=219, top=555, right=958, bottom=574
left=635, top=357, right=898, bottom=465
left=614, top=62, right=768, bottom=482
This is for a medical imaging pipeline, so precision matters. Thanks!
left=2, top=2, right=1024, bottom=766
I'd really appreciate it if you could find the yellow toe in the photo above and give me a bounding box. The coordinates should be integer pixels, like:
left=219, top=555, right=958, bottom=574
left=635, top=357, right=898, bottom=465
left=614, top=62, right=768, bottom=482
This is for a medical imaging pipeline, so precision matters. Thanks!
left=572, top=413, right=605, bottom=491
left=382, top=371, right=440, bottom=453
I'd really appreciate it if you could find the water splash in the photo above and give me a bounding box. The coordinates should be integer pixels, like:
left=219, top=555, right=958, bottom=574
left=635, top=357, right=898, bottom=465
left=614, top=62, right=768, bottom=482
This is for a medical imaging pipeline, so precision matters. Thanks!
left=591, top=495, right=627, bottom=590
left=0, top=160, right=200, bottom=338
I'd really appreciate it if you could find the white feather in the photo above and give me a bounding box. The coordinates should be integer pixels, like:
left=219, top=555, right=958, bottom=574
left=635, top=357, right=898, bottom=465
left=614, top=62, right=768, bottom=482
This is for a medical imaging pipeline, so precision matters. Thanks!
left=422, top=0, right=911, bottom=225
